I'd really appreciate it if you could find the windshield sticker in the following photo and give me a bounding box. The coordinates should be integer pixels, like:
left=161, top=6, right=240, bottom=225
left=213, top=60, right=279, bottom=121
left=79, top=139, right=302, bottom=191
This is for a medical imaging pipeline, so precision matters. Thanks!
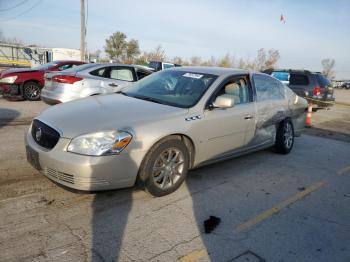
left=183, top=73, right=203, bottom=79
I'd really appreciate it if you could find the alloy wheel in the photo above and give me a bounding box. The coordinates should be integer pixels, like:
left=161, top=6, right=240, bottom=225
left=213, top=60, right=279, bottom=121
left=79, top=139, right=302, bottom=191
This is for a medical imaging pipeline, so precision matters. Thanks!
left=283, top=122, right=293, bottom=149
left=152, top=148, right=185, bottom=189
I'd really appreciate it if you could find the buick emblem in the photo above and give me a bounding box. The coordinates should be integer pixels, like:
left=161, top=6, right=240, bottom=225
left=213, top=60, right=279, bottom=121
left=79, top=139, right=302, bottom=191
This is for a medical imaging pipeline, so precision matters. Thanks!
left=36, top=127, right=42, bottom=141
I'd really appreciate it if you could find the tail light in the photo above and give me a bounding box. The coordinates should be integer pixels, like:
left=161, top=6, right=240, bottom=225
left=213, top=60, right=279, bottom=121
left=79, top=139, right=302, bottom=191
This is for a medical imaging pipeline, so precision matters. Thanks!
left=52, top=75, right=83, bottom=84
left=313, top=87, right=321, bottom=96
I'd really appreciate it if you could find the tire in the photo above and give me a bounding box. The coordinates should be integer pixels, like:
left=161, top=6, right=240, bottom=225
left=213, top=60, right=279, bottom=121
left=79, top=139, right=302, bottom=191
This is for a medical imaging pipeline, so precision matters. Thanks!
left=275, top=119, right=294, bottom=154
left=138, top=136, right=190, bottom=197
left=23, top=81, right=41, bottom=101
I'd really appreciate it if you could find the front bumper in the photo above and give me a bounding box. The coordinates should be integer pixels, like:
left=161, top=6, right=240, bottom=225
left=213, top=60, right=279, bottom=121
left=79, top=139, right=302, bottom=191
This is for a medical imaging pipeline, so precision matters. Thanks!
left=41, top=89, right=81, bottom=105
left=25, top=128, right=143, bottom=191
left=0, top=83, right=21, bottom=97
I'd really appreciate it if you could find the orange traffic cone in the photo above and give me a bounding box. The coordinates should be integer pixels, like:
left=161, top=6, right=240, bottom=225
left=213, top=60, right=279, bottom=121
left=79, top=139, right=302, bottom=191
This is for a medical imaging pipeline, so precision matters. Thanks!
left=305, top=104, right=312, bottom=128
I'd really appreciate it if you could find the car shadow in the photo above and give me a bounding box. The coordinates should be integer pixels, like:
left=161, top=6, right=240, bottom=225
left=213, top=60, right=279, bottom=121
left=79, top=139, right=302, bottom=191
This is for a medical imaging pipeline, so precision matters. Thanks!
left=91, top=138, right=143, bottom=261
left=0, top=108, right=20, bottom=128
left=91, top=187, right=134, bottom=261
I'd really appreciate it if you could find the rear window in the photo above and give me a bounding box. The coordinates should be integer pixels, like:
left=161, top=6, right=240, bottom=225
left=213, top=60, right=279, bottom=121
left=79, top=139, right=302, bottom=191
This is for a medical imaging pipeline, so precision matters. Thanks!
left=163, top=63, right=175, bottom=69
left=253, top=74, right=285, bottom=101
left=289, top=74, right=309, bottom=86
left=90, top=67, right=107, bottom=77
left=315, top=74, right=331, bottom=87
left=63, top=63, right=97, bottom=73
left=271, top=72, right=290, bottom=82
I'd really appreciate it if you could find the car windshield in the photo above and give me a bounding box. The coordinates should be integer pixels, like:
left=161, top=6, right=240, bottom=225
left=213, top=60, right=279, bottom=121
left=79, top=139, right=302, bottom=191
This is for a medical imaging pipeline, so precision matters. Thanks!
left=33, top=61, right=58, bottom=70
left=122, top=70, right=218, bottom=108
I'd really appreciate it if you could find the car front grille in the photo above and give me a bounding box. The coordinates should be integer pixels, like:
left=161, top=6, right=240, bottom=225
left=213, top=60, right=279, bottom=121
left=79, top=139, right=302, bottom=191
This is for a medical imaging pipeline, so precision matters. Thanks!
left=31, top=120, right=60, bottom=149
left=45, top=168, right=74, bottom=184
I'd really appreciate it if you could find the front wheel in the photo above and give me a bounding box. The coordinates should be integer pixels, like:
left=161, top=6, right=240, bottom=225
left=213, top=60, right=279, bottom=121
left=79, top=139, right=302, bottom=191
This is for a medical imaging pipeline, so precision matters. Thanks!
left=275, top=119, right=294, bottom=154
left=23, top=81, right=41, bottom=101
left=138, top=137, right=190, bottom=197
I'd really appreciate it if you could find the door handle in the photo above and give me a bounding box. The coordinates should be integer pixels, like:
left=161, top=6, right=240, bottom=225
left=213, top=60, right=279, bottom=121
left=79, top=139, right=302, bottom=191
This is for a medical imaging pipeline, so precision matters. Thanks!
left=109, top=83, right=119, bottom=87
left=244, top=115, right=254, bottom=120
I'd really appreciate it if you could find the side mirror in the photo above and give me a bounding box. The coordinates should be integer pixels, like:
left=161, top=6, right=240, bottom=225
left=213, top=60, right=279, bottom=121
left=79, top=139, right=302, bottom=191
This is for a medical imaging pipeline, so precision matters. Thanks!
left=212, top=95, right=234, bottom=109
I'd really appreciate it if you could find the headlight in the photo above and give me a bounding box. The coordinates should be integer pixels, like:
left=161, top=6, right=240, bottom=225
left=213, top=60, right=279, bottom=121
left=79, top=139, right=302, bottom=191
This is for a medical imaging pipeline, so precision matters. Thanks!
left=67, top=130, right=132, bottom=156
left=0, top=75, right=17, bottom=84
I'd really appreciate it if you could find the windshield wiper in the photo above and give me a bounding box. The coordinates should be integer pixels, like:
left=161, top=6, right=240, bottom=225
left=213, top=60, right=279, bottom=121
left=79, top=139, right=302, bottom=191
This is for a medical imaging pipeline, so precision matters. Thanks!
left=115, top=91, right=128, bottom=96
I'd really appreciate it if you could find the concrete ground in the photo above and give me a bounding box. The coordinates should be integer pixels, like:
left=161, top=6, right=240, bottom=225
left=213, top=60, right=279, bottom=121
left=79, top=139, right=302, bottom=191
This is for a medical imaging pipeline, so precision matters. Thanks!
left=0, top=92, right=349, bottom=262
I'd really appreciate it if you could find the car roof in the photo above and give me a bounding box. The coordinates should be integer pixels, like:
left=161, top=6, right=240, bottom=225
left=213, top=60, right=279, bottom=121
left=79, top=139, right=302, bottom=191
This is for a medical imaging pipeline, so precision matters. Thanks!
left=52, top=60, right=85, bottom=64
left=83, top=63, right=153, bottom=72
left=170, top=66, right=250, bottom=76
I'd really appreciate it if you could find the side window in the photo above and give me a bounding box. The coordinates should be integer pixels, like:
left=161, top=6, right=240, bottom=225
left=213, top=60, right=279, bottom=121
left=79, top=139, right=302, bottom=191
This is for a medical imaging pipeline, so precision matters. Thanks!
left=289, top=74, right=309, bottom=85
left=109, top=67, right=134, bottom=81
left=90, top=67, right=107, bottom=77
left=136, top=70, right=151, bottom=80
left=253, top=74, right=285, bottom=101
left=216, top=76, right=251, bottom=105
left=58, top=64, right=73, bottom=71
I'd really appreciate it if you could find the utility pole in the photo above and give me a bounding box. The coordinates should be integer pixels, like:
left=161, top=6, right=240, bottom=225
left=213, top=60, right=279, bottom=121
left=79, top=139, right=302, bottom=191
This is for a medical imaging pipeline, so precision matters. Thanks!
left=80, top=0, right=85, bottom=61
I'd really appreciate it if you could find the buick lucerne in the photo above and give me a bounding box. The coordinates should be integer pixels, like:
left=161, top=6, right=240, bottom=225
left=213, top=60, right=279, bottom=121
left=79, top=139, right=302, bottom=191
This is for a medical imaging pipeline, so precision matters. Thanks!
left=25, top=67, right=307, bottom=196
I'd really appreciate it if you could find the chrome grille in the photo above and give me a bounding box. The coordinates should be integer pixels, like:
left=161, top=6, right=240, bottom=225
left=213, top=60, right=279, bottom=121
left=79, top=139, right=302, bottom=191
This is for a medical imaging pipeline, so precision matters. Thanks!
left=31, top=120, right=60, bottom=149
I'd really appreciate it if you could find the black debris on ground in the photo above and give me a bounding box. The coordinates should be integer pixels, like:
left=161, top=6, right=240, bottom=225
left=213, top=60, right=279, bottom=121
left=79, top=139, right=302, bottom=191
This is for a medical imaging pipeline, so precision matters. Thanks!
left=204, top=216, right=221, bottom=234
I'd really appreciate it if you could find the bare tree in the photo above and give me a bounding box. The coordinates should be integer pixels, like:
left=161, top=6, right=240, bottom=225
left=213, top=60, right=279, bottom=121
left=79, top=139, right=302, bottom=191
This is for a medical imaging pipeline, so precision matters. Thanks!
left=189, top=56, right=202, bottom=66
left=172, top=56, right=185, bottom=65
left=218, top=53, right=232, bottom=68
left=146, top=45, right=166, bottom=61
left=125, top=39, right=140, bottom=64
left=321, top=59, right=335, bottom=79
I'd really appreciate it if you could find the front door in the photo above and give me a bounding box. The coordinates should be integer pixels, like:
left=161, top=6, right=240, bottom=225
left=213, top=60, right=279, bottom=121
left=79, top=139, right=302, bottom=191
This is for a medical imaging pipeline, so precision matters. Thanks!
left=194, top=75, right=256, bottom=162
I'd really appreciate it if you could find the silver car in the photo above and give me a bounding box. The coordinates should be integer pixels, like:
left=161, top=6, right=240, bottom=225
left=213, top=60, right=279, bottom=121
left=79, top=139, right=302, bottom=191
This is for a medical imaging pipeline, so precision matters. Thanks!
left=26, top=67, right=307, bottom=196
left=41, top=63, right=153, bottom=104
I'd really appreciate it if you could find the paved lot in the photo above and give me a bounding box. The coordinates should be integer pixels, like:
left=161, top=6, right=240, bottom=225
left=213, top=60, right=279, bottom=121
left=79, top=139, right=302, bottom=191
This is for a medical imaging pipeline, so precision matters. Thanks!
left=0, top=94, right=350, bottom=262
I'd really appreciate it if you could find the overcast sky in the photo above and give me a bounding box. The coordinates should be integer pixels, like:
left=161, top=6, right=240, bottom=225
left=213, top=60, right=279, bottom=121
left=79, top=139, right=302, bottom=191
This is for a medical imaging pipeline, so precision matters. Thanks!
left=1, top=0, right=349, bottom=79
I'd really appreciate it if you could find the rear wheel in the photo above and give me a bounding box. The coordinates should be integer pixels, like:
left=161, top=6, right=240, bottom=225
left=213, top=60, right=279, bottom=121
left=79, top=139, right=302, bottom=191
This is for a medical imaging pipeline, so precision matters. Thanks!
left=275, top=119, right=294, bottom=154
left=23, top=81, right=41, bottom=101
left=138, top=137, right=189, bottom=197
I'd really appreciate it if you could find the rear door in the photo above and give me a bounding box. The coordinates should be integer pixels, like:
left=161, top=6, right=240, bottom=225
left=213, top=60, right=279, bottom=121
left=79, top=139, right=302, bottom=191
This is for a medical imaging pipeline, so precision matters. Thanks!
left=252, top=74, right=287, bottom=145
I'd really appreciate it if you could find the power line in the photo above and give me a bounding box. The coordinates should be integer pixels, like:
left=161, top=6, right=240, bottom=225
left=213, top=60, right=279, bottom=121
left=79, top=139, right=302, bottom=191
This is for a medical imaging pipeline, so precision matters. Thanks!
left=0, top=0, right=29, bottom=12
left=0, top=0, right=43, bottom=22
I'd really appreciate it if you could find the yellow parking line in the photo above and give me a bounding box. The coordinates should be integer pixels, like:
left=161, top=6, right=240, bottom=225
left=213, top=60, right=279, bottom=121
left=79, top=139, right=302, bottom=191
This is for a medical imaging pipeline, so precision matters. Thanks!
left=235, top=181, right=326, bottom=232
left=336, top=165, right=350, bottom=176
left=177, top=249, right=208, bottom=262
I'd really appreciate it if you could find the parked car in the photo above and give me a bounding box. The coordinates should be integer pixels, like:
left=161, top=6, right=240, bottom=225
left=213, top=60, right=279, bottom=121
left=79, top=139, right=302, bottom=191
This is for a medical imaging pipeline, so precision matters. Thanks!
left=41, top=63, right=153, bottom=105
left=25, top=67, right=307, bottom=196
left=264, top=69, right=335, bottom=108
left=148, top=61, right=181, bottom=71
left=341, top=81, right=350, bottom=89
left=0, top=60, right=86, bottom=101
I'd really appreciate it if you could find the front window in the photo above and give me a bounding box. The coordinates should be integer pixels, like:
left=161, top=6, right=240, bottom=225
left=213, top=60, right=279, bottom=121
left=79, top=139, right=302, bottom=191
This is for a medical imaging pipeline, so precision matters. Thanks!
left=122, top=70, right=218, bottom=108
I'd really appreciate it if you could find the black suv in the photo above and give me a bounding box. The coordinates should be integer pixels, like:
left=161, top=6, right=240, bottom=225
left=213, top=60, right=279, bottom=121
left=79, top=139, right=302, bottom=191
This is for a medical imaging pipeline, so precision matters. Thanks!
left=264, top=69, right=335, bottom=108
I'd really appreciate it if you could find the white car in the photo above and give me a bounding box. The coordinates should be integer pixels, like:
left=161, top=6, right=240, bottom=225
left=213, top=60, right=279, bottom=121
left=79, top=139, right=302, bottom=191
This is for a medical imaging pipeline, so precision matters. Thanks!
left=41, top=63, right=153, bottom=104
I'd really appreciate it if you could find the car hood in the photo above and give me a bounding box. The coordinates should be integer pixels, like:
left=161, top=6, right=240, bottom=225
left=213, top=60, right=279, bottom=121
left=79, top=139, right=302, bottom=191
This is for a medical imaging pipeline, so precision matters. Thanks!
left=36, top=94, right=188, bottom=138
left=0, top=68, right=40, bottom=77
